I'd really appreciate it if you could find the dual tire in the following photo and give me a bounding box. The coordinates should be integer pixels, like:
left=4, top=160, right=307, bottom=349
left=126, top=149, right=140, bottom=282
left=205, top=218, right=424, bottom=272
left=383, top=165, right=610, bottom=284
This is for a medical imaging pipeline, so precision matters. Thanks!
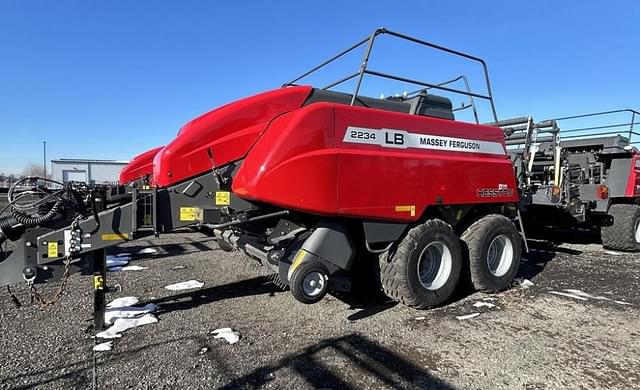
left=380, top=214, right=521, bottom=309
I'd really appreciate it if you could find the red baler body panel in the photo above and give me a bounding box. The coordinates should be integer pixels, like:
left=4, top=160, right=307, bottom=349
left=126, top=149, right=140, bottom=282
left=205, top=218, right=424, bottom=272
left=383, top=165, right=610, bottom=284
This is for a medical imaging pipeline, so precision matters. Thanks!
left=625, top=153, right=640, bottom=197
left=232, top=102, right=518, bottom=222
left=119, top=146, right=163, bottom=184
left=153, top=86, right=312, bottom=187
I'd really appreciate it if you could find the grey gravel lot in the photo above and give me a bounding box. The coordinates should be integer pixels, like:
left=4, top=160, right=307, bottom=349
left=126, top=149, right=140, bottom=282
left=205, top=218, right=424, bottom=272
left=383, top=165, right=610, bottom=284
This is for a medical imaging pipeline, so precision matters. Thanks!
left=1, top=232, right=639, bottom=390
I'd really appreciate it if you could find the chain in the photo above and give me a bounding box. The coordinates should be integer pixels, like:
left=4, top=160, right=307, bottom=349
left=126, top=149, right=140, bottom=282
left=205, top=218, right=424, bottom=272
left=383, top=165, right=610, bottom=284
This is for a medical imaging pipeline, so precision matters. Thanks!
left=28, top=216, right=83, bottom=308
left=29, top=256, right=72, bottom=308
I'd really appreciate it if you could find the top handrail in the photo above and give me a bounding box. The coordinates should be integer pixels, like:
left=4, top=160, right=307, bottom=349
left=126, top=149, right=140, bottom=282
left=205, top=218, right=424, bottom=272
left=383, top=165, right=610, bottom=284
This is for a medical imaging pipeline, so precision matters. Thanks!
left=284, top=28, right=499, bottom=123
left=545, top=108, right=640, bottom=144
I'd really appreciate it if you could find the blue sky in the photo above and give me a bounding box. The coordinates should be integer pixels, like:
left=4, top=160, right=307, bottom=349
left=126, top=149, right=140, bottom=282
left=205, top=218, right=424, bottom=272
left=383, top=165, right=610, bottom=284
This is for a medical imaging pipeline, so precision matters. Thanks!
left=0, top=1, right=638, bottom=174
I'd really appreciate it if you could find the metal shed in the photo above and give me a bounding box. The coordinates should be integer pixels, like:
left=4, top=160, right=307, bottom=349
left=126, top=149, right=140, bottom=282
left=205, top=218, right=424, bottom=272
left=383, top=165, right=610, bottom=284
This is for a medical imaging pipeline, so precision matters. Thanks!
left=51, top=159, right=128, bottom=185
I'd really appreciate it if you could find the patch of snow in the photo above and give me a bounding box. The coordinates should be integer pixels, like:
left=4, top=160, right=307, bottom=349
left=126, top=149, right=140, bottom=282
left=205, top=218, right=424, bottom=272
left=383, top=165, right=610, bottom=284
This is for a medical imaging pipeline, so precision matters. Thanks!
left=106, top=256, right=130, bottom=267
left=604, top=250, right=624, bottom=256
left=564, top=289, right=609, bottom=301
left=137, top=248, right=158, bottom=255
left=514, top=278, right=534, bottom=289
left=165, top=280, right=204, bottom=291
left=120, top=265, right=148, bottom=271
left=93, top=341, right=113, bottom=352
left=96, top=314, right=158, bottom=339
left=473, top=301, right=496, bottom=309
left=549, top=291, right=589, bottom=301
left=549, top=288, right=632, bottom=306
left=211, top=328, right=240, bottom=344
left=105, top=303, right=158, bottom=325
left=456, top=313, right=480, bottom=321
left=107, top=296, right=139, bottom=308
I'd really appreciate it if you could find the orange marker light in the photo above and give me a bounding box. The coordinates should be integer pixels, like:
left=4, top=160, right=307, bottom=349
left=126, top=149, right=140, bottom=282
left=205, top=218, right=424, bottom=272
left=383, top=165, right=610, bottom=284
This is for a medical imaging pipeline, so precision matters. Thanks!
left=596, top=185, right=609, bottom=200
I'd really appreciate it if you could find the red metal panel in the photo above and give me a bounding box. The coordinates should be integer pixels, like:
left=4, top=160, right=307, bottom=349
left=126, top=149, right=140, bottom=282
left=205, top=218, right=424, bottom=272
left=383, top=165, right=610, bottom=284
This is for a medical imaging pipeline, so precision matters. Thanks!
left=625, top=153, right=640, bottom=197
left=233, top=101, right=518, bottom=221
left=153, top=86, right=312, bottom=187
left=232, top=103, right=338, bottom=214
left=333, top=105, right=518, bottom=221
left=119, top=146, right=162, bottom=184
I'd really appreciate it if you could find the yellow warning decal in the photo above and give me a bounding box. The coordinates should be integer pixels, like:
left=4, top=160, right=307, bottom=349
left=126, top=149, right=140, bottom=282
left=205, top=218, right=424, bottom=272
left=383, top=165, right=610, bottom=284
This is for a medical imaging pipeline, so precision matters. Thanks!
left=101, top=233, right=128, bottom=241
left=180, top=207, right=199, bottom=221
left=93, top=275, right=104, bottom=290
left=47, top=242, right=58, bottom=258
left=395, top=205, right=416, bottom=217
left=215, top=191, right=231, bottom=206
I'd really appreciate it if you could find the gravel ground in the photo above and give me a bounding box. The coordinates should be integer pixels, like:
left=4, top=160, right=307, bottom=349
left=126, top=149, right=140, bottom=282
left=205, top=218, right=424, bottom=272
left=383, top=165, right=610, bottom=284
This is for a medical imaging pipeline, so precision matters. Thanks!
left=0, top=232, right=639, bottom=389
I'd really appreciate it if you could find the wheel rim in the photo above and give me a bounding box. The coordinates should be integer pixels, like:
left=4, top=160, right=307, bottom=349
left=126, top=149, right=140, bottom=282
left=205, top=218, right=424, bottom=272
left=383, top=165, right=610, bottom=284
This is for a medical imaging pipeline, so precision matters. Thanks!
left=417, top=241, right=453, bottom=290
left=302, top=271, right=326, bottom=297
left=487, top=234, right=514, bottom=277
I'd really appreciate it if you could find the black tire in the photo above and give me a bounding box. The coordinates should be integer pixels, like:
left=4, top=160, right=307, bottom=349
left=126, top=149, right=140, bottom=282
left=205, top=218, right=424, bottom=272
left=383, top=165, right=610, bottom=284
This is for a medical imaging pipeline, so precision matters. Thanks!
left=290, top=261, right=330, bottom=304
left=461, top=214, right=522, bottom=292
left=601, top=204, right=640, bottom=251
left=379, top=219, right=462, bottom=309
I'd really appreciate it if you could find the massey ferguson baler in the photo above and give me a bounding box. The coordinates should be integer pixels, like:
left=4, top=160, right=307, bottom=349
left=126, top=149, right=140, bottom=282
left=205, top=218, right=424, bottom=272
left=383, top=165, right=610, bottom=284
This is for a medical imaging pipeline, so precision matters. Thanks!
left=0, top=29, right=524, bottom=317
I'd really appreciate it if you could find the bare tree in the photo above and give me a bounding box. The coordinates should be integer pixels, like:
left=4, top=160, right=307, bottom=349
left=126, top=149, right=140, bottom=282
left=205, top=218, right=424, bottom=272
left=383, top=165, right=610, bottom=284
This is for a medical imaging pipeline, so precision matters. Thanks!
left=22, top=163, right=45, bottom=178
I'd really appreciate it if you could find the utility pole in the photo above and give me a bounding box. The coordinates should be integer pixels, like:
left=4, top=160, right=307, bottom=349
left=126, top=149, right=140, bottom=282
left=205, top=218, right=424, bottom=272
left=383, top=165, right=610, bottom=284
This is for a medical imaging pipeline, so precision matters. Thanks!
left=43, top=141, right=47, bottom=178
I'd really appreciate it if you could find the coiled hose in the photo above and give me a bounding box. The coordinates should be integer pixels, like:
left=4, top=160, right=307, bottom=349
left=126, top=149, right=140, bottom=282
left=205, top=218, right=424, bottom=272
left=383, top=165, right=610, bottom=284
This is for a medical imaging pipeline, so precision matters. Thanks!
left=11, top=198, right=64, bottom=227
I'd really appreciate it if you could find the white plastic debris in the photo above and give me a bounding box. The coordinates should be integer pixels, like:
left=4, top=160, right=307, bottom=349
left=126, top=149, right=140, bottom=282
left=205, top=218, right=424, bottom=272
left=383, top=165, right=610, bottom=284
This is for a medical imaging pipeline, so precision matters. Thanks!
left=211, top=328, right=240, bottom=344
left=456, top=313, right=480, bottom=321
left=137, top=248, right=158, bottom=255
left=165, top=280, right=204, bottom=291
left=171, top=265, right=186, bottom=270
left=198, top=347, right=209, bottom=355
left=120, top=265, right=148, bottom=271
left=473, top=301, right=496, bottom=309
left=93, top=341, right=113, bottom=352
left=107, top=296, right=139, bottom=308
left=515, top=278, right=534, bottom=289
left=97, top=314, right=158, bottom=339
left=414, top=316, right=426, bottom=321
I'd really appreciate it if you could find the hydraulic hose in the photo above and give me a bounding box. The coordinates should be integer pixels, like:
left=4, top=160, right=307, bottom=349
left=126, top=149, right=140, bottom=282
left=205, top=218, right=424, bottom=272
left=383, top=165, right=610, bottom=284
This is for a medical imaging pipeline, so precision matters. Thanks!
left=11, top=199, right=63, bottom=227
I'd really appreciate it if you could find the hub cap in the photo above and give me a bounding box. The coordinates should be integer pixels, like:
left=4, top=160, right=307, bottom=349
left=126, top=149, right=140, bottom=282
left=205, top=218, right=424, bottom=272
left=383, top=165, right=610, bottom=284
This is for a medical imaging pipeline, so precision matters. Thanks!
left=302, top=271, right=326, bottom=297
left=417, top=241, right=453, bottom=290
left=487, top=234, right=514, bottom=277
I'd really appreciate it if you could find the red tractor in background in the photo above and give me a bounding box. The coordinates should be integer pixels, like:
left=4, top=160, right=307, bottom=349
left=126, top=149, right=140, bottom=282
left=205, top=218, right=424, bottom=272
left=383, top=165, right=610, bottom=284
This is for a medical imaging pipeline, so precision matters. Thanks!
left=0, top=29, right=524, bottom=313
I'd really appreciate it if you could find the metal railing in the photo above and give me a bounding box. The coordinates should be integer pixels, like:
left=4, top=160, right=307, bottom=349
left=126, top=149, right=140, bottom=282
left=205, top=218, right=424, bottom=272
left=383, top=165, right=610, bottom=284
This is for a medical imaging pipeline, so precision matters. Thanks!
left=547, top=109, right=640, bottom=145
left=284, top=28, right=499, bottom=123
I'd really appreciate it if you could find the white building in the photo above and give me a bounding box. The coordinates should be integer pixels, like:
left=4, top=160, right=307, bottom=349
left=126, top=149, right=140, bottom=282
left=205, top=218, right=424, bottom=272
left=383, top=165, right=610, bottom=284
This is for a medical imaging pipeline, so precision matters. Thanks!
left=51, top=159, right=129, bottom=185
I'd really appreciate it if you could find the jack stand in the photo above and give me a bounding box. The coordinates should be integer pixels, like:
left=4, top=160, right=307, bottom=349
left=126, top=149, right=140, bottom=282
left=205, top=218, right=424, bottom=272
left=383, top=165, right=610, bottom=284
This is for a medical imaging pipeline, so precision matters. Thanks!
left=92, top=248, right=107, bottom=390
left=93, top=249, right=107, bottom=331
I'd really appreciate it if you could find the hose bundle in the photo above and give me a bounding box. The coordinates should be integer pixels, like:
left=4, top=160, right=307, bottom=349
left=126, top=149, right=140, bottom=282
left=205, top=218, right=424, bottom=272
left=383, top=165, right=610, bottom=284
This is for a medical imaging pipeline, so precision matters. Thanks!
left=0, top=177, right=87, bottom=244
